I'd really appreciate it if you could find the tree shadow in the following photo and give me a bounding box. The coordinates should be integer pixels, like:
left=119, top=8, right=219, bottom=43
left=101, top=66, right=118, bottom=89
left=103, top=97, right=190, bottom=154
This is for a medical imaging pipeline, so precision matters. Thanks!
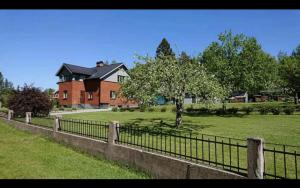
left=183, top=112, right=247, bottom=118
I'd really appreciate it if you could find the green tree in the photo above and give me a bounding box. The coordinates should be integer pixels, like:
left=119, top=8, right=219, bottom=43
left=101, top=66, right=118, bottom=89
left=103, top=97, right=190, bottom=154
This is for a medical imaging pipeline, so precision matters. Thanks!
left=0, top=72, right=14, bottom=107
left=201, top=30, right=279, bottom=104
left=121, top=53, right=224, bottom=128
left=278, top=49, right=300, bottom=104
left=155, top=38, right=175, bottom=58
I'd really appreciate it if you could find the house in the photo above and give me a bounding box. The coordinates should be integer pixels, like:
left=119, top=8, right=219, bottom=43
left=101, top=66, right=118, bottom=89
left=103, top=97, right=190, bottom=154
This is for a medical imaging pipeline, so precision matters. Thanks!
left=50, top=90, right=59, bottom=101
left=229, top=91, right=248, bottom=103
left=56, top=61, right=136, bottom=108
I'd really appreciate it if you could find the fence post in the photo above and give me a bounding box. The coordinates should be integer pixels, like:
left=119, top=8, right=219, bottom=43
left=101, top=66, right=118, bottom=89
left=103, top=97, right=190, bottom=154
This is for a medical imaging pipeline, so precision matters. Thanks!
left=54, top=115, right=62, bottom=132
left=247, top=137, right=264, bottom=179
left=26, top=112, right=32, bottom=124
left=108, top=121, right=119, bottom=145
left=8, top=110, right=13, bottom=120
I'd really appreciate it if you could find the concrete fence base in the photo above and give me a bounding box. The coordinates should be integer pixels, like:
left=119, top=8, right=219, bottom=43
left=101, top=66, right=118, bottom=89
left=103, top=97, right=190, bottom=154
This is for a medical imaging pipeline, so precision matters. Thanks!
left=0, top=117, right=246, bottom=179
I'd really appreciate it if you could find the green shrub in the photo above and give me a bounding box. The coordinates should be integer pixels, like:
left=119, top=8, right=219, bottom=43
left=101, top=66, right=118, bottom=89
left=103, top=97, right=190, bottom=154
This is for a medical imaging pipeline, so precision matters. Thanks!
left=258, top=106, right=269, bottom=115
left=0, top=108, right=8, bottom=113
left=72, top=107, right=77, bottom=111
left=197, top=107, right=211, bottom=114
left=139, top=106, right=146, bottom=112
left=215, top=108, right=226, bottom=115
left=112, top=107, right=118, bottom=112
left=59, top=107, right=64, bottom=111
left=119, top=108, right=126, bottom=112
left=186, top=105, right=194, bottom=113
left=128, top=108, right=135, bottom=112
left=227, top=107, right=239, bottom=114
left=171, top=106, right=177, bottom=113
left=241, top=106, right=254, bottom=115
left=160, top=107, right=167, bottom=112
left=270, top=107, right=281, bottom=115
left=283, top=107, right=295, bottom=115
left=147, top=107, right=155, bottom=112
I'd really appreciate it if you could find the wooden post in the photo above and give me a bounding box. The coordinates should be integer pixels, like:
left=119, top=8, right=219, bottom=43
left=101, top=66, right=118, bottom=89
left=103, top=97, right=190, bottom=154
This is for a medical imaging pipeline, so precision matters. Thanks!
left=54, top=115, right=62, bottom=132
left=108, top=121, right=119, bottom=145
left=247, top=138, right=264, bottom=179
left=8, top=110, right=13, bottom=120
left=26, top=112, right=32, bottom=124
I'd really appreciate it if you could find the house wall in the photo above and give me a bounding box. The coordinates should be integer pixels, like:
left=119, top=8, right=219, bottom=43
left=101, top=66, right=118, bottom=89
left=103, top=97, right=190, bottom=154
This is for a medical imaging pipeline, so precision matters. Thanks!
left=83, top=79, right=100, bottom=106
left=58, top=80, right=85, bottom=107
left=103, top=68, right=129, bottom=82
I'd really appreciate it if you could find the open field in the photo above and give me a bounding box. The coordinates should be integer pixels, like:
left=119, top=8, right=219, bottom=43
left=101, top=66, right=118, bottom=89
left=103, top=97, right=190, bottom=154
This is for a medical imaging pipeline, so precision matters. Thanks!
left=0, top=119, right=150, bottom=179
left=63, top=111, right=300, bottom=146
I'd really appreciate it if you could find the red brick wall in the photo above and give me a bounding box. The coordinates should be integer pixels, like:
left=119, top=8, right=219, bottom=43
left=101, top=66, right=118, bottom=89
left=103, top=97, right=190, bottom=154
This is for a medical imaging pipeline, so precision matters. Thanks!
left=83, top=79, right=100, bottom=106
left=58, top=80, right=137, bottom=107
left=58, top=80, right=84, bottom=106
left=100, top=81, right=137, bottom=107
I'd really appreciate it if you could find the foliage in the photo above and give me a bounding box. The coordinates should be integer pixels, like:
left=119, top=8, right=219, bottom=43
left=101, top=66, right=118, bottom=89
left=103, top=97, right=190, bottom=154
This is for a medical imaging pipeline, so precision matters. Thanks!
left=147, top=107, right=155, bottom=112
left=0, top=72, right=14, bottom=107
left=283, top=107, right=295, bottom=115
left=241, top=106, right=254, bottom=115
left=160, top=107, right=167, bottom=112
left=112, top=107, right=118, bottom=112
left=8, top=84, right=52, bottom=117
left=201, top=30, right=279, bottom=98
left=278, top=48, right=300, bottom=104
left=269, top=106, right=281, bottom=115
left=227, top=107, right=239, bottom=114
left=0, top=107, right=8, bottom=113
left=155, top=38, right=175, bottom=58
left=121, top=53, right=224, bottom=127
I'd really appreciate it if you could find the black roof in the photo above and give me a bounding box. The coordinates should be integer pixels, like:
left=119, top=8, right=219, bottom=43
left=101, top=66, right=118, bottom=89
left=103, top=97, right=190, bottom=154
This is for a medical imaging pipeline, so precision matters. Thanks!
left=56, top=62, right=126, bottom=80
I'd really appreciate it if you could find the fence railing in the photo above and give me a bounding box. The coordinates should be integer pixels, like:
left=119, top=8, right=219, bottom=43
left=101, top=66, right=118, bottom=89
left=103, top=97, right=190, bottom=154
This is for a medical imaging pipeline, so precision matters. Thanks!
left=59, top=118, right=109, bottom=142
left=2, top=110, right=299, bottom=179
left=263, top=143, right=300, bottom=179
left=115, top=125, right=248, bottom=176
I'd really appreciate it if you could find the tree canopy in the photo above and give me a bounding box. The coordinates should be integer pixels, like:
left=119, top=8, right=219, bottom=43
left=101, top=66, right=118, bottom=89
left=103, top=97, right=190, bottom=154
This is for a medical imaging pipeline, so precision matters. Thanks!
left=201, top=30, right=279, bottom=98
left=155, top=38, right=175, bottom=58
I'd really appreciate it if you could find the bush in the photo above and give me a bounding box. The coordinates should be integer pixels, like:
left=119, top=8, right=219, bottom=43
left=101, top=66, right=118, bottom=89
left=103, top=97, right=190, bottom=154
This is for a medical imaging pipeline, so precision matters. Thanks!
left=270, top=107, right=281, bottom=115
left=59, top=107, right=64, bottom=111
left=128, top=108, right=135, bottom=112
left=171, top=106, right=177, bottom=112
left=227, top=107, right=239, bottom=114
left=283, top=107, right=295, bottom=115
left=119, top=108, right=126, bottom=112
left=186, top=105, right=194, bottom=113
left=257, top=106, right=269, bottom=115
left=215, top=108, right=226, bottom=115
left=139, top=106, right=146, bottom=112
left=147, top=107, right=155, bottom=112
left=0, top=108, right=8, bottom=113
left=241, top=106, right=254, bottom=115
left=8, top=84, right=52, bottom=117
left=72, top=107, right=77, bottom=111
left=112, top=107, right=118, bottom=112
left=160, top=107, right=167, bottom=112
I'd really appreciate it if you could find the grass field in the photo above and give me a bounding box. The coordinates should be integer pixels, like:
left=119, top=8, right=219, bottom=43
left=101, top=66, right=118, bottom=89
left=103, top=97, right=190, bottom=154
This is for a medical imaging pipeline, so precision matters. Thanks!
left=0, top=119, right=150, bottom=179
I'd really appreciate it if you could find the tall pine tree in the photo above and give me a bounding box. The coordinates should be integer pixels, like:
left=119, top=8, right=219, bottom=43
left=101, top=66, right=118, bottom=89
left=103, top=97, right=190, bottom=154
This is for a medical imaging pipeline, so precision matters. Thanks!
left=155, top=38, right=175, bottom=58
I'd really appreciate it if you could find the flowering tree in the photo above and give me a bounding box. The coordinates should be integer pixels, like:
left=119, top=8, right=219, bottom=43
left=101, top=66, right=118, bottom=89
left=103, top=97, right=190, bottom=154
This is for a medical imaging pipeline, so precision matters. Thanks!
left=121, top=53, right=224, bottom=128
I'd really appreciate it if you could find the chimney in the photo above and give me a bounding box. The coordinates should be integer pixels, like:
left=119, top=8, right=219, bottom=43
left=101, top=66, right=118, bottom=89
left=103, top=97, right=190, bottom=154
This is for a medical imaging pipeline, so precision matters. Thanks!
left=96, top=61, right=105, bottom=67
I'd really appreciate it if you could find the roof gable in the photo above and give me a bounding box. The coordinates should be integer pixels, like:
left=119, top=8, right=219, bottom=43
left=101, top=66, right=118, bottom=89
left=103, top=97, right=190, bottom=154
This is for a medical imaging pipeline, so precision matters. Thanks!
left=56, top=62, right=128, bottom=80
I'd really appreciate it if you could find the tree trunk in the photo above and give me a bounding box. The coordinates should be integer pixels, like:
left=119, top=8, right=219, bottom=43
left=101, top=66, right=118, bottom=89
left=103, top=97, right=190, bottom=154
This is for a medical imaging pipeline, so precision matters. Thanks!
left=175, top=99, right=183, bottom=128
left=294, top=92, right=299, bottom=104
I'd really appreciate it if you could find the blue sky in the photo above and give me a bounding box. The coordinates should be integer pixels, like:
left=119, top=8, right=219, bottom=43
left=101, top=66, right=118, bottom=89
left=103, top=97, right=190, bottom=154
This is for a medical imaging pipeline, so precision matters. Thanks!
left=0, top=10, right=300, bottom=90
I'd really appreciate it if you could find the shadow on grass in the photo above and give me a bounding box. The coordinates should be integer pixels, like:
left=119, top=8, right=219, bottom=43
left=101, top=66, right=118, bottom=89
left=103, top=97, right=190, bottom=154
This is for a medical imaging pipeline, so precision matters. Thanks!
left=183, top=112, right=247, bottom=118
left=121, top=117, right=214, bottom=135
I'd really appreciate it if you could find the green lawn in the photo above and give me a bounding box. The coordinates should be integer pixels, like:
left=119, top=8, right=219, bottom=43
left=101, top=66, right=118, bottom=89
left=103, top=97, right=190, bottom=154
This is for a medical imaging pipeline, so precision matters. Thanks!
left=63, top=111, right=300, bottom=146
left=0, top=119, right=150, bottom=179
left=62, top=109, right=300, bottom=179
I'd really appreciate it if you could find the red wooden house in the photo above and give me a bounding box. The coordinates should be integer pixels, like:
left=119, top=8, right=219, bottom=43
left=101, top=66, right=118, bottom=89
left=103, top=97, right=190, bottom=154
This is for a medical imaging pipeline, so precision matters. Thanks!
left=56, top=61, right=136, bottom=108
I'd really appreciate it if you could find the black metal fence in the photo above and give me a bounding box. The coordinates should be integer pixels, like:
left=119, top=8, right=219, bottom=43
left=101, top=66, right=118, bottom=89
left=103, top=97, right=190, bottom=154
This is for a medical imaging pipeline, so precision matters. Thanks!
left=59, top=118, right=109, bottom=142
left=115, top=125, right=248, bottom=176
left=263, top=143, right=300, bottom=179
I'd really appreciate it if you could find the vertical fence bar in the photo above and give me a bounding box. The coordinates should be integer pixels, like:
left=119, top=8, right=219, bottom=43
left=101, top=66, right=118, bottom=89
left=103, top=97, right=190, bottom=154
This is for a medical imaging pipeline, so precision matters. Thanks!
left=169, top=132, right=172, bottom=156
left=179, top=132, right=181, bottom=158
left=222, top=140, right=224, bottom=169
left=237, top=142, right=239, bottom=173
left=208, top=139, right=210, bottom=165
left=160, top=129, right=162, bottom=153
left=184, top=134, right=187, bottom=159
left=215, top=136, right=217, bottom=165
left=174, top=133, right=177, bottom=157
left=295, top=151, right=298, bottom=179
left=283, top=145, right=287, bottom=178
left=274, top=147, right=277, bottom=179
left=202, top=134, right=204, bottom=160
left=164, top=133, right=167, bottom=154
left=229, top=138, right=232, bottom=171
left=196, top=137, right=198, bottom=162
left=190, top=133, right=192, bottom=161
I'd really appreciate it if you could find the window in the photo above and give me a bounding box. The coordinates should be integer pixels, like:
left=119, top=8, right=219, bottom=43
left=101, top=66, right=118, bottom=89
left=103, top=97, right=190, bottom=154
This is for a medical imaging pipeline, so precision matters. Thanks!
left=63, top=90, right=68, bottom=99
left=117, top=75, right=126, bottom=83
left=110, top=91, right=117, bottom=100
left=88, top=92, right=93, bottom=100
